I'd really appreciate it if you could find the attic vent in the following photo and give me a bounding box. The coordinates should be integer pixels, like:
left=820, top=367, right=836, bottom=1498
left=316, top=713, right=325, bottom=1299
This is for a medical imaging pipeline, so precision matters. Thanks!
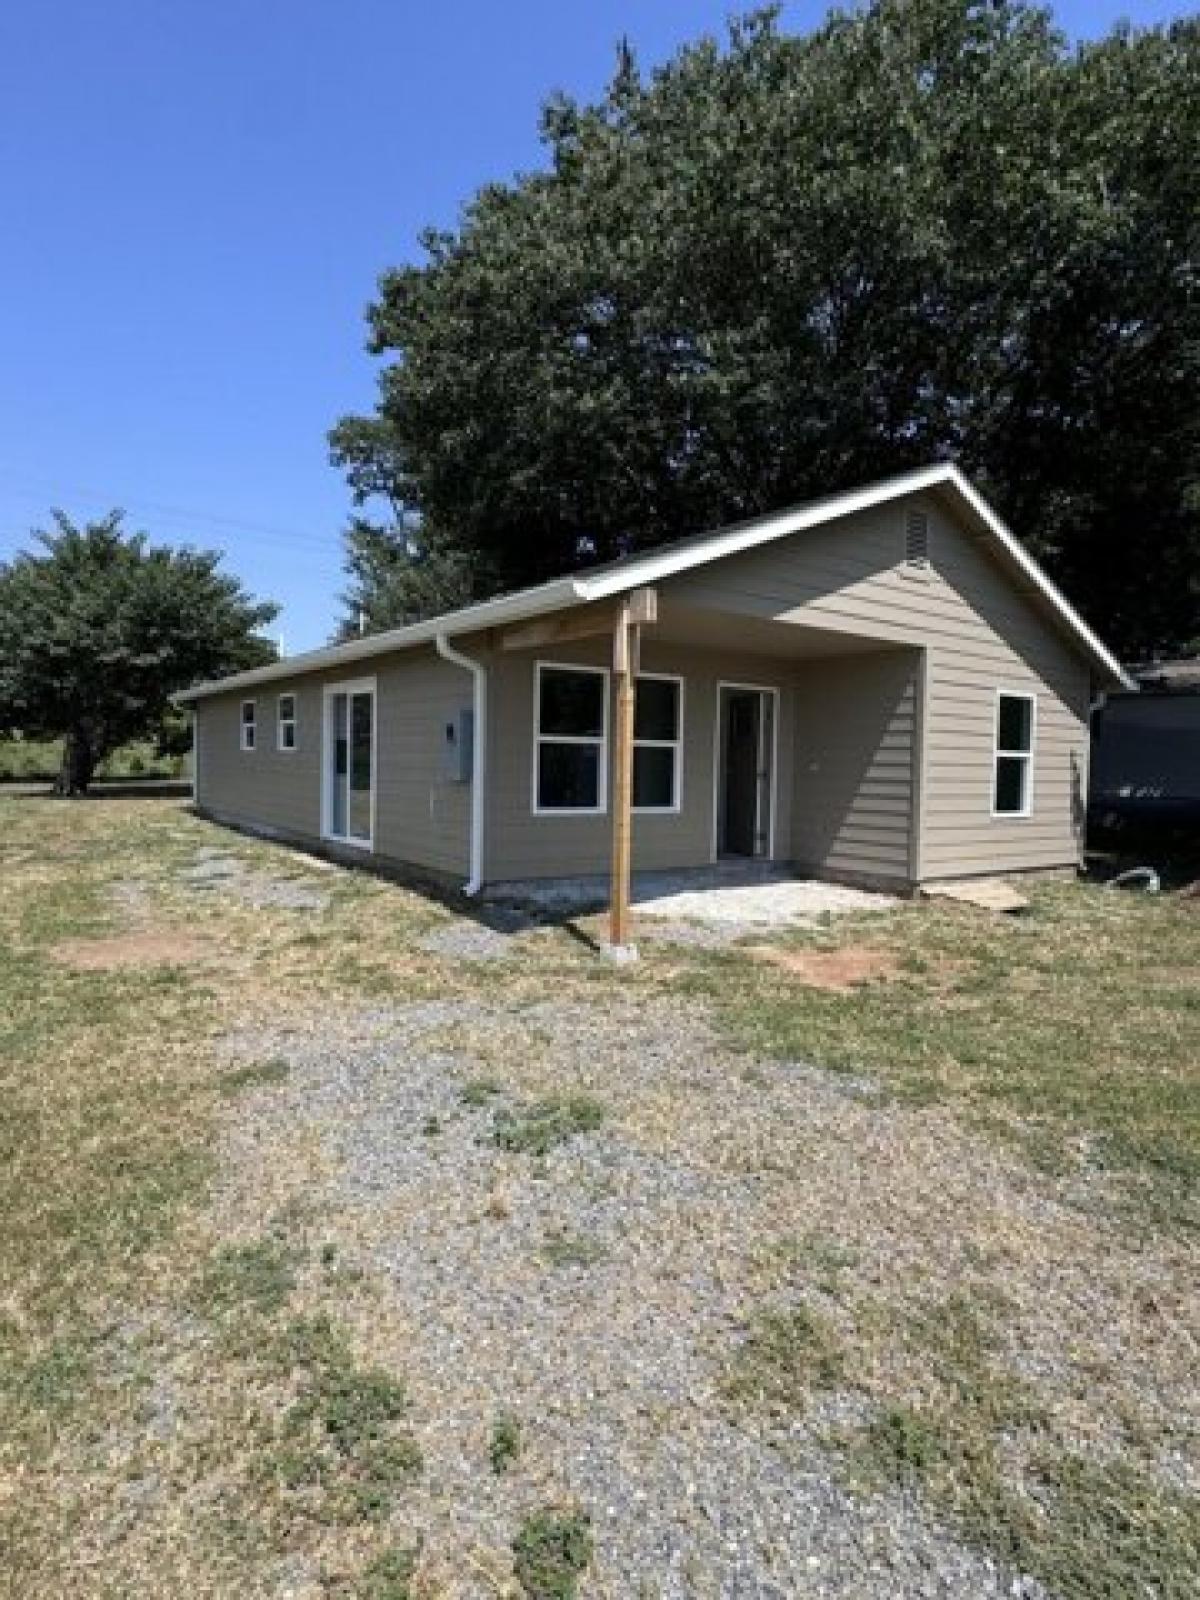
left=904, top=507, right=929, bottom=565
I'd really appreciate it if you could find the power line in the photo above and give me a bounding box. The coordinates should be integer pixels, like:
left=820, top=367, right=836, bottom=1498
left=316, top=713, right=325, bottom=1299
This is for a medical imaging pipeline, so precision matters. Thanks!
left=0, top=470, right=346, bottom=553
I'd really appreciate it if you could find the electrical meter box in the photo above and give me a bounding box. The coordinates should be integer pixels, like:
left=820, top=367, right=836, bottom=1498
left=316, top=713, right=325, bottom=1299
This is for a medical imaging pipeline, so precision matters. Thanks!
left=443, top=708, right=474, bottom=782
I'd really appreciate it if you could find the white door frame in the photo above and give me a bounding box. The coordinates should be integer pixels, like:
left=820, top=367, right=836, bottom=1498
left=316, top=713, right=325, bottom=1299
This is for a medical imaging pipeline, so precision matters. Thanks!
left=321, top=676, right=378, bottom=850
left=712, top=681, right=780, bottom=862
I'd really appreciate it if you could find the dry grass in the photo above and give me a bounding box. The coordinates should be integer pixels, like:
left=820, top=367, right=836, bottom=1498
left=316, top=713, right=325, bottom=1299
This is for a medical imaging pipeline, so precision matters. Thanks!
left=1, top=794, right=1197, bottom=1597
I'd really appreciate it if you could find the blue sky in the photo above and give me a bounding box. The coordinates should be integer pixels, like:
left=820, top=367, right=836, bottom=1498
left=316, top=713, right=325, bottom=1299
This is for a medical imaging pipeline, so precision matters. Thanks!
left=1, top=1, right=1191, bottom=650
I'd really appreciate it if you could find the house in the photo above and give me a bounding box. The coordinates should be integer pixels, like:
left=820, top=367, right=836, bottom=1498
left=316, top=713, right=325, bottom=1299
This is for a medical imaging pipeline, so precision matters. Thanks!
left=176, top=464, right=1131, bottom=938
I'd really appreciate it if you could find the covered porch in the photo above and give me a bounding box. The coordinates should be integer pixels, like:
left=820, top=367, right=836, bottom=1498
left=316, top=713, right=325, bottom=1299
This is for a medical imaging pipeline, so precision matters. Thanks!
left=482, top=588, right=921, bottom=949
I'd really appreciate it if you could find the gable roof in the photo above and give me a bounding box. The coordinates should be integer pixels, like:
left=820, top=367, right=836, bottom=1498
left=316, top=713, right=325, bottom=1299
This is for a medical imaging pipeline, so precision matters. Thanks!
left=177, top=463, right=1132, bottom=702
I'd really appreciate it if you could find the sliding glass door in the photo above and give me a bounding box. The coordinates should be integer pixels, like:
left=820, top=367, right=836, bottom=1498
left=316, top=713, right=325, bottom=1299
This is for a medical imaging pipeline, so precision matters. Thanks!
left=324, top=680, right=375, bottom=847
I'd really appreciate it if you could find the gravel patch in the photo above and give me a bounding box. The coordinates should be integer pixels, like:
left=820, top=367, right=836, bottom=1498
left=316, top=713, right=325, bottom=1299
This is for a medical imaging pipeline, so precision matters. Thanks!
left=179, top=849, right=330, bottom=911
left=200, top=991, right=1192, bottom=1597
left=418, top=905, right=547, bottom=962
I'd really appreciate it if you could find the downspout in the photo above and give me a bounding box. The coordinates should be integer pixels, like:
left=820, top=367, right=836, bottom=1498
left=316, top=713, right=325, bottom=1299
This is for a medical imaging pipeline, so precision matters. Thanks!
left=435, top=633, right=487, bottom=896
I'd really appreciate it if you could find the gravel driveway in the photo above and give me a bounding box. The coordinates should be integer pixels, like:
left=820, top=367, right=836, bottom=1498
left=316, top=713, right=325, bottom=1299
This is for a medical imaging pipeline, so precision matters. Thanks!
left=208, top=987, right=1142, bottom=1599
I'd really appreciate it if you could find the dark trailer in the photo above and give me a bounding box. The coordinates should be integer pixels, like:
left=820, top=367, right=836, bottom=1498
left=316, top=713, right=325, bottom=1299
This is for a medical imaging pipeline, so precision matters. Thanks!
left=1090, top=684, right=1200, bottom=837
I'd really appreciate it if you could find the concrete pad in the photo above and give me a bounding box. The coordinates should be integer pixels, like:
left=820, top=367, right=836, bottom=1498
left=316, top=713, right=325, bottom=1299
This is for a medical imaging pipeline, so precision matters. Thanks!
left=633, top=879, right=897, bottom=927
left=488, top=866, right=896, bottom=930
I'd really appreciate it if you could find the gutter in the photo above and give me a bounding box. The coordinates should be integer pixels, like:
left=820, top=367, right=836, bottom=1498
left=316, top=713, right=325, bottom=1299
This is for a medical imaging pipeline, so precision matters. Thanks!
left=435, top=633, right=487, bottom=896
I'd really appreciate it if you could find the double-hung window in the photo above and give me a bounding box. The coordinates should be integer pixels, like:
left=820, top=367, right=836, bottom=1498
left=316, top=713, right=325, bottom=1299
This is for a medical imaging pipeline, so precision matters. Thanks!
left=992, top=692, right=1035, bottom=816
left=240, top=700, right=256, bottom=752
left=633, top=674, right=683, bottom=812
left=534, top=664, right=608, bottom=813
left=277, top=693, right=297, bottom=751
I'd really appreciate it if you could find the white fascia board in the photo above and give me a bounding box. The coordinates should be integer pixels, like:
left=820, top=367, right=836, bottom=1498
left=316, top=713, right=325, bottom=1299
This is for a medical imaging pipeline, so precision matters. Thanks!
left=577, top=461, right=1131, bottom=690
left=177, top=461, right=1131, bottom=702
left=175, top=575, right=585, bottom=703
left=939, top=466, right=1134, bottom=690
left=575, top=463, right=958, bottom=600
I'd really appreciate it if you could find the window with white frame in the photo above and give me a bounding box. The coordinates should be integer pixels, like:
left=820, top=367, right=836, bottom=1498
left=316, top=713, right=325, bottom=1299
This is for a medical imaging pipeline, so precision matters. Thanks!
left=633, top=674, right=682, bottom=811
left=993, top=692, right=1034, bottom=816
left=277, top=692, right=297, bottom=751
left=240, top=699, right=256, bottom=752
left=534, top=663, right=608, bottom=813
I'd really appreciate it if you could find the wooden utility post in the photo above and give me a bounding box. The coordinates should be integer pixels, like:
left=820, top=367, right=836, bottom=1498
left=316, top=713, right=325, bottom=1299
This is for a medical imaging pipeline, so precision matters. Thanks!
left=496, top=584, right=655, bottom=956
left=610, top=599, right=636, bottom=950
left=609, top=587, right=656, bottom=953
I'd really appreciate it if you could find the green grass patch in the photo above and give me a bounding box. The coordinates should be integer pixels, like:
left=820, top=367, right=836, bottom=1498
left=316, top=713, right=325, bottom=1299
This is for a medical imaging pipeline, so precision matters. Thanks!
left=459, top=1075, right=504, bottom=1107
left=541, top=1228, right=607, bottom=1269
left=512, top=1507, right=593, bottom=1599
left=724, top=1304, right=845, bottom=1411
left=355, top=1543, right=420, bottom=1598
left=217, top=1058, right=291, bottom=1096
left=194, top=1240, right=298, bottom=1318
left=489, top=1411, right=522, bottom=1474
left=493, top=1094, right=606, bottom=1156
left=698, top=884, right=1200, bottom=1231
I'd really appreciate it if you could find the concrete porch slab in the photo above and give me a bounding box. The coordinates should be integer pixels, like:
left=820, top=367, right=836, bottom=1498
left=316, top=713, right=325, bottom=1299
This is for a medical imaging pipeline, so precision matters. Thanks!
left=485, top=865, right=897, bottom=929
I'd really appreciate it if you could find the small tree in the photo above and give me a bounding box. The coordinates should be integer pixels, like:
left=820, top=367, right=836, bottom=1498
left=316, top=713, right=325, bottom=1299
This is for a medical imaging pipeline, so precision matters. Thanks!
left=0, top=511, right=277, bottom=794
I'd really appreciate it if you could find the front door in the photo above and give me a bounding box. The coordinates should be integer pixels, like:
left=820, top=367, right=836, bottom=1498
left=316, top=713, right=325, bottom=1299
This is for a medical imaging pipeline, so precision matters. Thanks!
left=324, top=680, right=375, bottom=847
left=718, top=686, right=775, bottom=858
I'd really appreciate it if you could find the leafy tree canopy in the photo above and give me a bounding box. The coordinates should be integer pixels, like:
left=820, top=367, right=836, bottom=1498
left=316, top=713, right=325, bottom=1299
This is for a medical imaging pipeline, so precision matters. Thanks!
left=0, top=512, right=277, bottom=792
left=332, top=0, right=1199, bottom=658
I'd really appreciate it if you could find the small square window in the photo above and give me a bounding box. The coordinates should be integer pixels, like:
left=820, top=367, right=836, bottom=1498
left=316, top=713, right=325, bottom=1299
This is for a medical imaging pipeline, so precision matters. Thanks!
left=240, top=700, right=256, bottom=752
left=278, top=693, right=297, bottom=751
left=538, top=668, right=605, bottom=738
left=538, top=741, right=601, bottom=810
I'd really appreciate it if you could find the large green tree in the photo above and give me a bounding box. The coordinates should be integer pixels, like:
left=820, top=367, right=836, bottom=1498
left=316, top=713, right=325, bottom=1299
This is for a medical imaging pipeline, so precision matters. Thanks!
left=332, top=0, right=1199, bottom=657
left=0, top=512, right=277, bottom=793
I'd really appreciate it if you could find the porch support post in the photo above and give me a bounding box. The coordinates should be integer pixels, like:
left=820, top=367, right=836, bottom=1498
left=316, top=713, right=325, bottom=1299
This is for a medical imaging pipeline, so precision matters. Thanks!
left=609, top=599, right=636, bottom=953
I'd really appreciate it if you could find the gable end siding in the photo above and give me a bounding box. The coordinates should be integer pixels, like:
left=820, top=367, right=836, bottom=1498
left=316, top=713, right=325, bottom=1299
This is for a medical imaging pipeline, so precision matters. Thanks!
left=665, top=494, right=1091, bottom=880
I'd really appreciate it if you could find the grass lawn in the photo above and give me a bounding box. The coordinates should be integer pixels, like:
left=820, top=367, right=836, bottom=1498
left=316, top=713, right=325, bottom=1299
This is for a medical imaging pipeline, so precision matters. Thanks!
left=1, top=795, right=1196, bottom=1598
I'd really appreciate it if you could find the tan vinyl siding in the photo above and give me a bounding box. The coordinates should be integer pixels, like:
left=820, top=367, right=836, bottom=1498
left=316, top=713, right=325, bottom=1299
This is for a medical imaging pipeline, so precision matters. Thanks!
left=666, top=493, right=1091, bottom=880
left=195, top=645, right=472, bottom=879
left=485, top=639, right=795, bottom=881
left=791, top=649, right=918, bottom=886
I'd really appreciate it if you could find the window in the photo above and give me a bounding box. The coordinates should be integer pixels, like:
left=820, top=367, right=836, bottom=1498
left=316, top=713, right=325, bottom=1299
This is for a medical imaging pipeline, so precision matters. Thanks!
left=633, top=674, right=683, bottom=812
left=993, top=692, right=1034, bottom=816
left=277, top=693, right=297, bottom=751
left=534, top=663, right=608, bottom=813
left=240, top=700, right=256, bottom=752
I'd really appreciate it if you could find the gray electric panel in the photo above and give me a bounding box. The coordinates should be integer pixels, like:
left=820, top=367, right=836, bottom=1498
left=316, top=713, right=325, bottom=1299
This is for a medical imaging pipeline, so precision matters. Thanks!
left=443, top=707, right=474, bottom=782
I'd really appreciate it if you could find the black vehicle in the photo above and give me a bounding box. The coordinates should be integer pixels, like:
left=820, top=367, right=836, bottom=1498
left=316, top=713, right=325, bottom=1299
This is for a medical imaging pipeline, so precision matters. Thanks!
left=1089, top=670, right=1200, bottom=843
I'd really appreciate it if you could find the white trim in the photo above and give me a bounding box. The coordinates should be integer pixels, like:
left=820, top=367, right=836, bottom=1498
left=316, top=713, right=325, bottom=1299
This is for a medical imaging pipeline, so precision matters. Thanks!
left=240, top=699, right=256, bottom=752
left=276, top=691, right=297, bottom=753
left=712, top=681, right=780, bottom=861
left=631, top=671, right=684, bottom=816
left=191, top=708, right=199, bottom=801
left=176, top=464, right=1131, bottom=704
left=990, top=688, right=1036, bottom=819
left=532, top=661, right=610, bottom=816
left=320, top=676, right=377, bottom=850
left=435, top=633, right=487, bottom=894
